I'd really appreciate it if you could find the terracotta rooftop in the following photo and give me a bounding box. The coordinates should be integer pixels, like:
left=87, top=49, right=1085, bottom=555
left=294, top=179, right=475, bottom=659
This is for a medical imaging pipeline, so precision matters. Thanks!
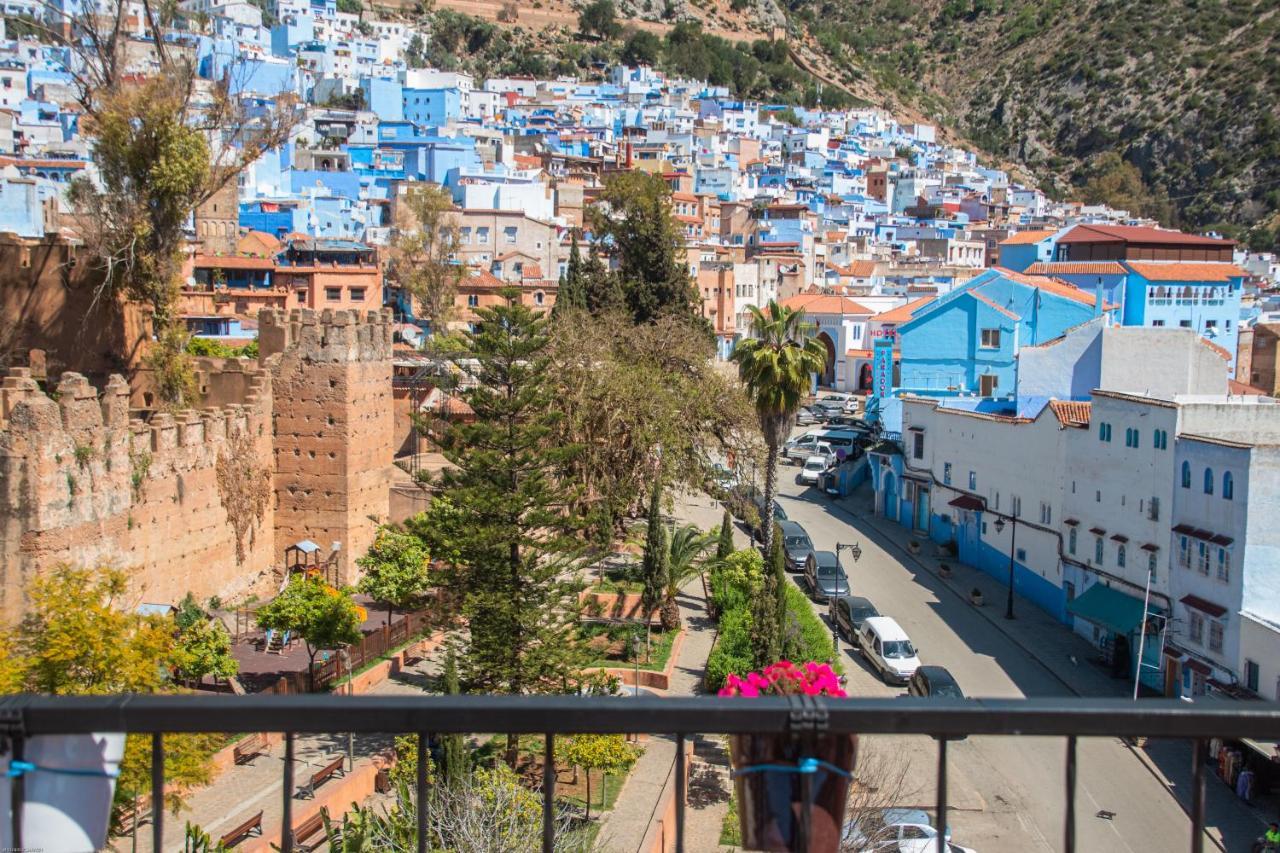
left=1056, top=224, right=1232, bottom=247
left=1228, top=379, right=1267, bottom=396
left=1049, top=400, right=1092, bottom=428
left=1199, top=337, right=1233, bottom=362
left=871, top=296, right=935, bottom=325
left=1125, top=262, right=1247, bottom=282
left=1025, top=262, right=1126, bottom=276
left=998, top=229, right=1055, bottom=245
left=194, top=255, right=275, bottom=270
left=779, top=294, right=873, bottom=315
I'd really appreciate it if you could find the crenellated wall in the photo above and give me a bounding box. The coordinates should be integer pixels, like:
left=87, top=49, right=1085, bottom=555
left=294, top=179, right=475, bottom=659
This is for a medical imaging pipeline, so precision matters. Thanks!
left=0, top=307, right=396, bottom=622
left=0, top=365, right=276, bottom=622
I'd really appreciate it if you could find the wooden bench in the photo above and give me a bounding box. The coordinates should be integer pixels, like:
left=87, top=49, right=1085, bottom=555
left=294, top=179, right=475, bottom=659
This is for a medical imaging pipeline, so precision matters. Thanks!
left=293, top=809, right=327, bottom=852
left=297, top=755, right=345, bottom=799
left=218, top=810, right=263, bottom=848
left=233, top=733, right=270, bottom=765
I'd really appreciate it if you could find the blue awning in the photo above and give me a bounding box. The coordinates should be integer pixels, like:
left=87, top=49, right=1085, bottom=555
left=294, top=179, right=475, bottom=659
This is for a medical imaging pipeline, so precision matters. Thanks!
left=1067, top=583, right=1146, bottom=635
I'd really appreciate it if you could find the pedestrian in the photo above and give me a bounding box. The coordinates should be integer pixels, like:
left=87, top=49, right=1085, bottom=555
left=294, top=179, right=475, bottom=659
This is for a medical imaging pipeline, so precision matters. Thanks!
left=1236, top=766, right=1255, bottom=803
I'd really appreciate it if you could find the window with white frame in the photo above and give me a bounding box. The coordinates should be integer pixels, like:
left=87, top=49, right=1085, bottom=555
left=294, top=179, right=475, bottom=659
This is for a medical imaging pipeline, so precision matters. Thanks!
left=1094, top=536, right=1104, bottom=564
left=1040, top=502, right=1051, bottom=525
left=1068, top=527, right=1077, bottom=555
left=477, top=227, right=490, bottom=244
left=969, top=471, right=977, bottom=490
left=504, top=226, right=518, bottom=244
left=1217, top=547, right=1230, bottom=582
left=1198, top=541, right=1210, bottom=575
left=943, top=462, right=951, bottom=485
left=1209, top=621, right=1224, bottom=653
left=1148, top=550, right=1158, bottom=579
left=980, top=328, right=1000, bottom=348
left=1189, top=611, right=1204, bottom=644
left=1117, top=543, right=1126, bottom=568
left=1179, top=536, right=1191, bottom=567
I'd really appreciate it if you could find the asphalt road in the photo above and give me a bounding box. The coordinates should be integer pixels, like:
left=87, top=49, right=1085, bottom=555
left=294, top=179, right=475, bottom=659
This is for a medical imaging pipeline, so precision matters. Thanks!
left=770, top=465, right=1219, bottom=853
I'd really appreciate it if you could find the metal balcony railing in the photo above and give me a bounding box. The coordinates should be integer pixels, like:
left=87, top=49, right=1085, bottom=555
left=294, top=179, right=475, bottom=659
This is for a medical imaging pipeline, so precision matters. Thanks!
left=5, top=695, right=1280, bottom=853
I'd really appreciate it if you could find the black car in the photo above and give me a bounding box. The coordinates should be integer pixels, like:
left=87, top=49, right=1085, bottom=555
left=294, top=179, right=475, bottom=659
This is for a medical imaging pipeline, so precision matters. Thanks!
left=908, top=666, right=964, bottom=699
left=779, top=520, right=814, bottom=572
left=804, top=551, right=850, bottom=602
left=828, top=595, right=879, bottom=640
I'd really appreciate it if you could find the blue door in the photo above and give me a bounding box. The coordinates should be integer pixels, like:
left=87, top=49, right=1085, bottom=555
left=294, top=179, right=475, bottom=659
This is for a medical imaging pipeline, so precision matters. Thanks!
left=884, top=473, right=898, bottom=522
left=914, top=487, right=930, bottom=532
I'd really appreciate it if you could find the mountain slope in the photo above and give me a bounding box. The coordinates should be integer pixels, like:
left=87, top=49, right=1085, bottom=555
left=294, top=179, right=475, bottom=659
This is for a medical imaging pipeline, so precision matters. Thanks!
left=790, top=0, right=1280, bottom=245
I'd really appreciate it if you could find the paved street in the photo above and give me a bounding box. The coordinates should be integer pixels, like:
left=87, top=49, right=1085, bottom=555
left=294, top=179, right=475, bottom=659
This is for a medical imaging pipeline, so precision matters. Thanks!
left=770, top=466, right=1224, bottom=853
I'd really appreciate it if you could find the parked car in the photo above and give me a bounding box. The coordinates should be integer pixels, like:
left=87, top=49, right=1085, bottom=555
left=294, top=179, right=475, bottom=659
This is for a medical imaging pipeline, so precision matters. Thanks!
left=907, top=665, right=964, bottom=699
left=829, top=595, right=880, bottom=640
left=709, top=462, right=736, bottom=490
left=857, top=617, right=921, bottom=685
left=842, top=396, right=862, bottom=415
left=779, top=519, right=814, bottom=572
left=784, top=433, right=834, bottom=463
left=796, top=406, right=820, bottom=426
left=797, top=455, right=828, bottom=486
left=843, top=808, right=973, bottom=853
left=812, top=395, right=851, bottom=417
left=804, top=551, right=850, bottom=602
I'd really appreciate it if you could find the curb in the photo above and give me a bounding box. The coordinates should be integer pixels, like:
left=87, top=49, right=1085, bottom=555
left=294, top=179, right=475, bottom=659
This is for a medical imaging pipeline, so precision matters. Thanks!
left=820, top=494, right=1233, bottom=851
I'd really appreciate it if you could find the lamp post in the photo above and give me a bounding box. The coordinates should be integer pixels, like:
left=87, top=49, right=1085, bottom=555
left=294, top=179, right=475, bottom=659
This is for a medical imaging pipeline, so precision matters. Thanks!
left=992, top=516, right=1016, bottom=620
left=832, top=543, right=863, bottom=649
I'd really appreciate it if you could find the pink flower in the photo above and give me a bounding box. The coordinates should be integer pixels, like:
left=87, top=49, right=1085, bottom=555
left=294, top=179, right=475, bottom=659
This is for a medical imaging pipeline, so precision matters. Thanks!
left=720, top=660, right=849, bottom=698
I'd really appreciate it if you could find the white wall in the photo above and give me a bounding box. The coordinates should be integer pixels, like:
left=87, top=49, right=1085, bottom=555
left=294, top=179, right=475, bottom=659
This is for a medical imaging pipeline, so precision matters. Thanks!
left=1239, top=614, right=1280, bottom=701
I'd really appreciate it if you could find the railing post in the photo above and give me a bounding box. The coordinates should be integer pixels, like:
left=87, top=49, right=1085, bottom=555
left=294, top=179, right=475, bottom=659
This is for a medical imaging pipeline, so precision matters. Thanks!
left=542, top=734, right=555, bottom=853
left=150, top=732, right=164, bottom=853
left=416, top=732, right=429, bottom=853
left=282, top=732, right=294, bottom=852
left=1064, top=735, right=1077, bottom=853
left=675, top=734, right=686, bottom=853
left=935, top=736, right=947, bottom=853
left=9, top=734, right=23, bottom=852
left=1190, top=738, right=1206, bottom=853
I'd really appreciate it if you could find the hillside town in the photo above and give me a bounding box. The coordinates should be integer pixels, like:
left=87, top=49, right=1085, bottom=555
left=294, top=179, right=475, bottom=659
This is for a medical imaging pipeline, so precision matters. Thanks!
left=2, top=0, right=1280, bottom=851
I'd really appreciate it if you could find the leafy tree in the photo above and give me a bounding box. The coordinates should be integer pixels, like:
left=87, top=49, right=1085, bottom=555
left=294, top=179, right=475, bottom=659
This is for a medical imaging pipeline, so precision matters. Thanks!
left=435, top=288, right=587, bottom=766
left=173, top=617, right=239, bottom=687
left=578, top=0, right=620, bottom=39
left=438, top=648, right=468, bottom=786
left=716, top=508, right=735, bottom=561
left=404, top=495, right=466, bottom=568
left=1079, top=151, right=1172, bottom=224
left=336, top=0, right=362, bottom=13
left=560, top=735, right=639, bottom=820
left=660, top=525, right=716, bottom=629
left=256, top=575, right=364, bottom=691
left=640, top=481, right=668, bottom=655
left=622, top=29, right=661, bottom=66
left=589, top=171, right=698, bottom=324
left=730, top=301, right=826, bottom=557
left=580, top=248, right=623, bottom=316
left=357, top=525, right=432, bottom=630
left=389, top=183, right=464, bottom=332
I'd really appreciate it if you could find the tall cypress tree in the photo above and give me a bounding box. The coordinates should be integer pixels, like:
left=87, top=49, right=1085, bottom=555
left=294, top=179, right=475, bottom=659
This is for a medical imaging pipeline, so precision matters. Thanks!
left=750, top=524, right=784, bottom=668
left=716, top=508, right=734, bottom=562
left=438, top=648, right=467, bottom=786
left=553, top=232, right=587, bottom=316
left=437, top=287, right=585, bottom=767
left=640, top=481, right=668, bottom=661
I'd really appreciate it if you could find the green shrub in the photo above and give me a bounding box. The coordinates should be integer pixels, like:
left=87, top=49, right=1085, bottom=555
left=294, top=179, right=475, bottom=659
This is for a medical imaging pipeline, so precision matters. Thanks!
left=705, top=606, right=753, bottom=692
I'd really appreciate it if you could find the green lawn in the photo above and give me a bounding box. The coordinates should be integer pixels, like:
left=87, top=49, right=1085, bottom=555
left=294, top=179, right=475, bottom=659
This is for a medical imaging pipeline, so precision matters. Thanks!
left=581, top=623, right=678, bottom=672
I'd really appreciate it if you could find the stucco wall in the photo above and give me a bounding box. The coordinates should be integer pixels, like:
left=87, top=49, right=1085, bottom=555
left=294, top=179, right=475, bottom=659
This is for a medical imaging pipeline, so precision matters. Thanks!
left=1099, top=327, right=1227, bottom=398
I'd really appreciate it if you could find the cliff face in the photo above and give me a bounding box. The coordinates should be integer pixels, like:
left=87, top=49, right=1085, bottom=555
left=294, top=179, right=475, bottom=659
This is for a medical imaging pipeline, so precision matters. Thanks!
left=791, top=0, right=1280, bottom=241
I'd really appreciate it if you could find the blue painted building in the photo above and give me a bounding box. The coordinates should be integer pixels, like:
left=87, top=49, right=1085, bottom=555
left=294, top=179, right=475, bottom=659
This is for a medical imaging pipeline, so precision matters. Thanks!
left=895, top=268, right=1111, bottom=399
left=402, top=87, right=462, bottom=129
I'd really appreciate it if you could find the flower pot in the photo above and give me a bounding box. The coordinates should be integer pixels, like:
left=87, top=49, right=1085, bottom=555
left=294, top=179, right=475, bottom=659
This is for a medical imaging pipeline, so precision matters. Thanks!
left=0, top=732, right=126, bottom=853
left=730, top=732, right=857, bottom=852
left=970, top=589, right=984, bottom=606
left=938, top=564, right=952, bottom=578
left=907, top=540, right=921, bottom=554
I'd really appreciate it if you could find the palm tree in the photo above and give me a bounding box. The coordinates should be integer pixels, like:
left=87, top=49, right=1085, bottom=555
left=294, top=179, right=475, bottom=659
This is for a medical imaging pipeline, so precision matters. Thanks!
left=730, top=300, right=827, bottom=557
left=659, top=525, right=718, bottom=630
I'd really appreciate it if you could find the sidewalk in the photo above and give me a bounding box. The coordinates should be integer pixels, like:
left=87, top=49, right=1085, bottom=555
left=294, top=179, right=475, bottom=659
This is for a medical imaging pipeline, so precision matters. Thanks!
left=830, top=484, right=1273, bottom=851
left=595, top=490, right=740, bottom=853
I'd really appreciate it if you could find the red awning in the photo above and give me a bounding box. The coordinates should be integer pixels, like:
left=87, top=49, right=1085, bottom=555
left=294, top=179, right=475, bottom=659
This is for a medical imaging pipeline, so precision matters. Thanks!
left=1089, top=527, right=1106, bottom=536
left=948, top=495, right=986, bottom=511
left=1209, top=534, right=1234, bottom=547
left=1140, top=543, right=1160, bottom=553
left=1063, top=518, right=1080, bottom=526
left=1180, top=595, right=1228, bottom=618
left=1110, top=534, right=1129, bottom=543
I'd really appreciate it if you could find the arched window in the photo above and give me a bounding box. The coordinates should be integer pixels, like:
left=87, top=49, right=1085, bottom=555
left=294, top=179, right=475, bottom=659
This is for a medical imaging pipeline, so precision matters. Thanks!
left=1117, top=544, right=1126, bottom=568
left=1181, top=461, right=1191, bottom=489
left=1203, top=468, right=1214, bottom=495
left=1223, top=471, right=1234, bottom=500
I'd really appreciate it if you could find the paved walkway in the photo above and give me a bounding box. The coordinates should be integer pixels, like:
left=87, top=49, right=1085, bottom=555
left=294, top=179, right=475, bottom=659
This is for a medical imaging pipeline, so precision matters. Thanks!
left=595, top=490, right=742, bottom=853
left=830, top=484, right=1275, bottom=851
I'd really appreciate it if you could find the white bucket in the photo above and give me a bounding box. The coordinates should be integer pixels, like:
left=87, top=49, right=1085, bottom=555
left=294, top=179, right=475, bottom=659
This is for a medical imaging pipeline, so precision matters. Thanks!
left=0, top=732, right=127, bottom=853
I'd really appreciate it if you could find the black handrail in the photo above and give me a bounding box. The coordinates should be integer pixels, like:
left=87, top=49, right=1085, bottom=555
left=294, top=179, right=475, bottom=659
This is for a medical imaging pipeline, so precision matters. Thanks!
left=6, top=694, right=1278, bottom=853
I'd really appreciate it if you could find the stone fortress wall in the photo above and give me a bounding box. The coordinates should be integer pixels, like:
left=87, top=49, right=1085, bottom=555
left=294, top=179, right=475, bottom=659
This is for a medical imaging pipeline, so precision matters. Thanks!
left=0, top=307, right=395, bottom=623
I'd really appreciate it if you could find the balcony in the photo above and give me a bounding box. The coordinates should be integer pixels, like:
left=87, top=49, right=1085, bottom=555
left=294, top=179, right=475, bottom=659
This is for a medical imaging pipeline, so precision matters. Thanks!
left=7, top=694, right=1280, bottom=852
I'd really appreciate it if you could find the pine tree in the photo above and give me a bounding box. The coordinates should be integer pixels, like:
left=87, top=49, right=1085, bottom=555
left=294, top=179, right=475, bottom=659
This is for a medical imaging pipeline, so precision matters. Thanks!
left=582, top=248, right=623, bottom=315
left=438, top=648, right=467, bottom=787
left=716, top=508, right=734, bottom=562
left=436, top=287, right=586, bottom=767
left=640, top=481, right=668, bottom=661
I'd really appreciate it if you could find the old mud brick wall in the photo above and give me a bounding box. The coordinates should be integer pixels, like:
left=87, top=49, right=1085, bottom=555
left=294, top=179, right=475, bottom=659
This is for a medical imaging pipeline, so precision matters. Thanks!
left=260, top=308, right=394, bottom=585
left=0, top=361, right=276, bottom=622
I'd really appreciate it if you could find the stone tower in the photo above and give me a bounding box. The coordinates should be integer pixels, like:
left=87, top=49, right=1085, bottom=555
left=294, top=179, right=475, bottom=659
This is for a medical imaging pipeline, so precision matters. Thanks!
left=259, top=308, right=394, bottom=585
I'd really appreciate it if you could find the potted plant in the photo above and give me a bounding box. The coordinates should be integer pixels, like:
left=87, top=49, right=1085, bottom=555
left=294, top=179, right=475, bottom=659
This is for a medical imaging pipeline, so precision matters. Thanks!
left=970, top=587, right=983, bottom=606
left=907, top=539, right=921, bottom=554
left=720, top=661, right=857, bottom=852
left=938, top=563, right=952, bottom=579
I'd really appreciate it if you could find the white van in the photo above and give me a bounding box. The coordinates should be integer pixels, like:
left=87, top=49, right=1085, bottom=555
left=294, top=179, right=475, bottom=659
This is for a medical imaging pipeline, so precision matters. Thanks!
left=857, top=616, right=921, bottom=685
left=784, top=434, right=834, bottom=463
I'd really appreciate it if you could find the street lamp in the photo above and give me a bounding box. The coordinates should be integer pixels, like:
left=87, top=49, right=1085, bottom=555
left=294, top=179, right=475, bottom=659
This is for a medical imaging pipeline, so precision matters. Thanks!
left=992, top=516, right=1016, bottom=620
left=831, top=543, right=863, bottom=651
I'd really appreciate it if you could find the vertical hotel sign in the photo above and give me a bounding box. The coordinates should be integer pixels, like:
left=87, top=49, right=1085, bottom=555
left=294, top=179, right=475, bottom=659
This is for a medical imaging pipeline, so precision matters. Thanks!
left=868, top=334, right=894, bottom=423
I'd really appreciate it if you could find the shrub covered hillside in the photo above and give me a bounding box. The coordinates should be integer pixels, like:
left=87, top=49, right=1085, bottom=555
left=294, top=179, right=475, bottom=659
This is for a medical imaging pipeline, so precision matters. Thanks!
left=790, top=0, right=1280, bottom=248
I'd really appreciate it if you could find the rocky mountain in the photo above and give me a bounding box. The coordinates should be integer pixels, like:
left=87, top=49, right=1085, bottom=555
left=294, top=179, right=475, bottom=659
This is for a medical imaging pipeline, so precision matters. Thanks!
left=788, top=0, right=1280, bottom=246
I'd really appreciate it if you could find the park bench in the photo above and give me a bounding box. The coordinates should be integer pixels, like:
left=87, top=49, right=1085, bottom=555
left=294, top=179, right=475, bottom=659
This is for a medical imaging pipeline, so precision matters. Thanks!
left=233, top=733, right=270, bottom=765
left=293, top=809, right=327, bottom=852
left=218, top=810, right=263, bottom=848
left=297, top=755, right=345, bottom=799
